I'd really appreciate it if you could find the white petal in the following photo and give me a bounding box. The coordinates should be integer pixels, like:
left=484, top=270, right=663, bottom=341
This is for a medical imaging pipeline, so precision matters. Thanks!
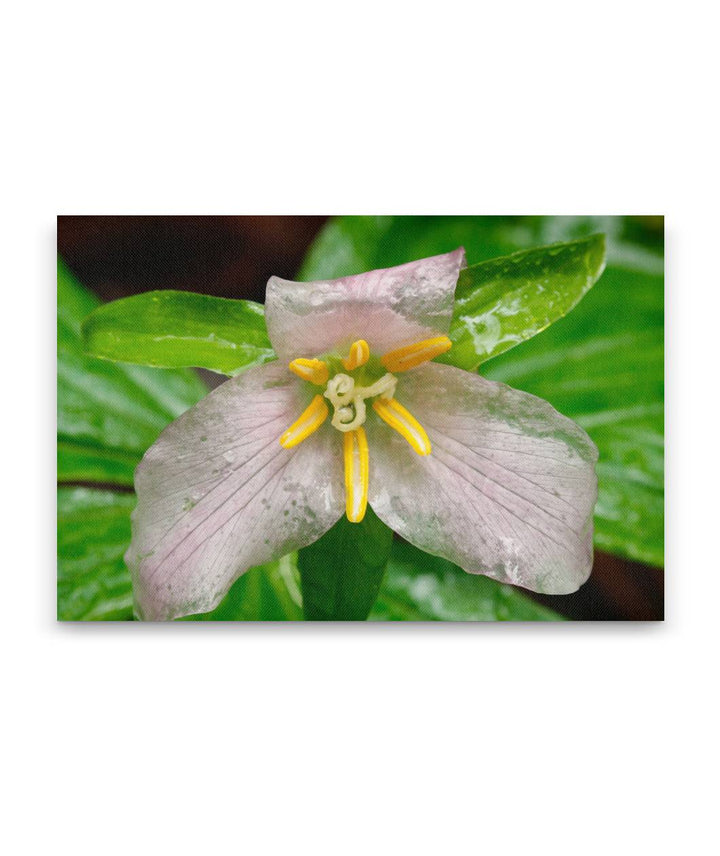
left=367, top=363, right=598, bottom=594
left=265, top=248, right=465, bottom=361
left=126, top=362, right=344, bottom=619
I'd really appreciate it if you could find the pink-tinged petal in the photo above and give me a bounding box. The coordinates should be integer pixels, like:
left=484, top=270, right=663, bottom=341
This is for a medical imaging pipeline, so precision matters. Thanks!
left=126, top=362, right=344, bottom=620
left=265, top=248, right=466, bottom=361
left=367, top=363, right=598, bottom=594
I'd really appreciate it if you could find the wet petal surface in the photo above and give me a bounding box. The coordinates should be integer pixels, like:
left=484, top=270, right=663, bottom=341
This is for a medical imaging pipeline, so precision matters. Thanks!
left=264, top=248, right=465, bottom=361
left=126, top=362, right=344, bottom=619
left=367, top=363, right=598, bottom=594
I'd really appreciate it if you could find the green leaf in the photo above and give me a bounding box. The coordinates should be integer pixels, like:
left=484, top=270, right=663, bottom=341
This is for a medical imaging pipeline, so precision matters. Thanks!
left=298, top=507, right=393, bottom=620
left=185, top=554, right=304, bottom=621
left=298, top=216, right=664, bottom=567
left=370, top=539, right=563, bottom=621
left=82, top=290, right=276, bottom=376
left=58, top=258, right=206, bottom=484
left=438, top=235, right=606, bottom=370
left=57, top=487, right=136, bottom=620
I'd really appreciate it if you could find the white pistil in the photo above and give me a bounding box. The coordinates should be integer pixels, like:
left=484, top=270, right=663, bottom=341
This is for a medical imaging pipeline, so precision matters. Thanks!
left=324, top=372, right=397, bottom=433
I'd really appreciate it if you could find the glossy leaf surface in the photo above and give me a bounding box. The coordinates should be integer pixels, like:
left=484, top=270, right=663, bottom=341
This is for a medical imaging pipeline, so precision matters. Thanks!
left=83, top=290, right=275, bottom=375
left=439, top=234, right=606, bottom=369
left=298, top=507, right=393, bottom=620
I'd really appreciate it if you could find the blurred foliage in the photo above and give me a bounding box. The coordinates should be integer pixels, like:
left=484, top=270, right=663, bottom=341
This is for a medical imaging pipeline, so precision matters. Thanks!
left=184, top=555, right=304, bottom=621
left=57, top=487, right=136, bottom=621
left=371, top=540, right=563, bottom=621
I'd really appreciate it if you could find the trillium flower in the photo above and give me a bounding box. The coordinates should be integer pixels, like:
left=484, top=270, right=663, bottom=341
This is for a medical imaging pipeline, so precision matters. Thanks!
left=126, top=248, right=598, bottom=620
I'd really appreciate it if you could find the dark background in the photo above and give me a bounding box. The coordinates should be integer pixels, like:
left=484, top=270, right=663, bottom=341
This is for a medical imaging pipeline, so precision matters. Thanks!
left=57, top=215, right=664, bottom=621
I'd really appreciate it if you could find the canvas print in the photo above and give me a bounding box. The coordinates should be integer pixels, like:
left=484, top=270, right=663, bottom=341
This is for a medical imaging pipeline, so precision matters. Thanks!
left=57, top=216, right=664, bottom=621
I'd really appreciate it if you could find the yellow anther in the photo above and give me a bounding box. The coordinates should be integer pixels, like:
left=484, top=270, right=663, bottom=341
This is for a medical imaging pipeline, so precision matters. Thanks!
left=343, top=428, right=369, bottom=523
left=341, top=339, right=370, bottom=371
left=380, top=336, right=452, bottom=373
left=289, top=358, right=330, bottom=385
left=279, top=395, right=329, bottom=449
left=372, top=398, right=431, bottom=456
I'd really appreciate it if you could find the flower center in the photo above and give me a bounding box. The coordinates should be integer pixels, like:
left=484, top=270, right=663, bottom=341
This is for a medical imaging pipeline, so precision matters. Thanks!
left=280, top=335, right=453, bottom=523
left=323, top=371, right=397, bottom=432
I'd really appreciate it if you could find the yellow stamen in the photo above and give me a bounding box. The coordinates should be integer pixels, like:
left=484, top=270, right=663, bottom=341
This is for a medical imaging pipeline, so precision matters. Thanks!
left=380, top=336, right=452, bottom=373
left=341, top=339, right=370, bottom=371
left=372, top=398, right=431, bottom=456
left=343, top=428, right=369, bottom=522
left=289, top=358, right=330, bottom=385
left=280, top=395, right=329, bottom=449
